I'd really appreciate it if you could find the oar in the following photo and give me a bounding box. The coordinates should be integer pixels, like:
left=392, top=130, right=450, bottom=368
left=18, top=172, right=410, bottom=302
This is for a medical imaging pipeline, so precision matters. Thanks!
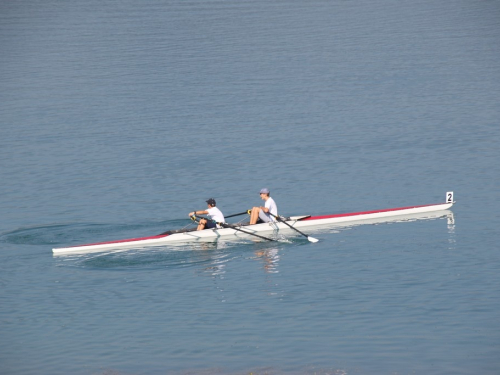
left=193, top=215, right=277, bottom=242
left=224, top=210, right=250, bottom=219
left=269, top=213, right=319, bottom=243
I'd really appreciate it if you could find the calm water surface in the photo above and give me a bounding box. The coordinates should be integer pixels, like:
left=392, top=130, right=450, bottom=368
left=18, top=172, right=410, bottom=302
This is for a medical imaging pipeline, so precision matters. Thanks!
left=1, top=1, right=499, bottom=374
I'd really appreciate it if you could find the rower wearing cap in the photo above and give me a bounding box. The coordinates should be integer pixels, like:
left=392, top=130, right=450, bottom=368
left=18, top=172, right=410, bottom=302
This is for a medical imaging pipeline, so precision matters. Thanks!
left=249, top=188, right=278, bottom=225
left=189, top=198, right=225, bottom=230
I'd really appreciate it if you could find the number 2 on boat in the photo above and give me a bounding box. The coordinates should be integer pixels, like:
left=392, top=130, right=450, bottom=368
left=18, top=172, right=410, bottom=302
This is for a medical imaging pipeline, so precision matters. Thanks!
left=446, top=191, right=454, bottom=203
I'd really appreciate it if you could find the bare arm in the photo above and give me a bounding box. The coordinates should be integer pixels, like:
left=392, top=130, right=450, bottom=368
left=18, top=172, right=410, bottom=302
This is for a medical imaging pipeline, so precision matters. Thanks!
left=189, top=210, right=208, bottom=216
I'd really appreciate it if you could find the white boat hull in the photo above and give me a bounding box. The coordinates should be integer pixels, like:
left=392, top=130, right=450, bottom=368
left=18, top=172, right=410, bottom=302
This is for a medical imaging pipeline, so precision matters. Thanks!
left=52, top=201, right=454, bottom=254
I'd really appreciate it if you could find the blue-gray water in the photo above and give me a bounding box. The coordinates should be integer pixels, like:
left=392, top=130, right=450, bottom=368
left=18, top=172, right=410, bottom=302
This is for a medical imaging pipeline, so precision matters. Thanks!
left=1, top=1, right=499, bottom=374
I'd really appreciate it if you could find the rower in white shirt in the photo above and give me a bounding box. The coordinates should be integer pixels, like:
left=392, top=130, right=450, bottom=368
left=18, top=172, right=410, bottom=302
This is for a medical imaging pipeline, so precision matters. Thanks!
left=189, top=198, right=225, bottom=230
left=249, top=188, right=278, bottom=224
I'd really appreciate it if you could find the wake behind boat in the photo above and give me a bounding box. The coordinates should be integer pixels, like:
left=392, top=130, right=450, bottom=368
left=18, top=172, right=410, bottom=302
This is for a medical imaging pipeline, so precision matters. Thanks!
left=52, top=192, right=455, bottom=254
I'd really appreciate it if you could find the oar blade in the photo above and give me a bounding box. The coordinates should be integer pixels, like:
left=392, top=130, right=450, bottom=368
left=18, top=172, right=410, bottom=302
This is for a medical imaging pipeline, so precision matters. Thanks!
left=307, top=236, right=319, bottom=243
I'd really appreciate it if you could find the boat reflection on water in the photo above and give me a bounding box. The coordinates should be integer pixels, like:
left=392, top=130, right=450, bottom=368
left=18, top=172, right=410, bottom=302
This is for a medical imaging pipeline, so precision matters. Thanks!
left=447, top=211, right=455, bottom=227
left=446, top=211, right=456, bottom=249
left=255, top=246, right=281, bottom=274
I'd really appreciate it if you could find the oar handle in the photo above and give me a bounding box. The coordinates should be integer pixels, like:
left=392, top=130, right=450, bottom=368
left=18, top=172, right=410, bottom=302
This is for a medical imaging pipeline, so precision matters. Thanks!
left=224, top=210, right=251, bottom=219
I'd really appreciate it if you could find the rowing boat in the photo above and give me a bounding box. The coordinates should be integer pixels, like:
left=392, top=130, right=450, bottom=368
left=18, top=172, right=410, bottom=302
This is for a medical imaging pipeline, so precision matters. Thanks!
left=52, top=192, right=455, bottom=254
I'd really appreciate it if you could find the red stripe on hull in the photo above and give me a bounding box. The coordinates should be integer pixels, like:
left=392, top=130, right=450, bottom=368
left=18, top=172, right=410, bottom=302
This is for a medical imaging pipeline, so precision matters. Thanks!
left=302, top=203, right=442, bottom=221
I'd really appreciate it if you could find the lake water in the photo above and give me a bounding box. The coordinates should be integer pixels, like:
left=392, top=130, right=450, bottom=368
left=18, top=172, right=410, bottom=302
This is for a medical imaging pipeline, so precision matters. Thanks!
left=1, top=1, right=499, bottom=374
